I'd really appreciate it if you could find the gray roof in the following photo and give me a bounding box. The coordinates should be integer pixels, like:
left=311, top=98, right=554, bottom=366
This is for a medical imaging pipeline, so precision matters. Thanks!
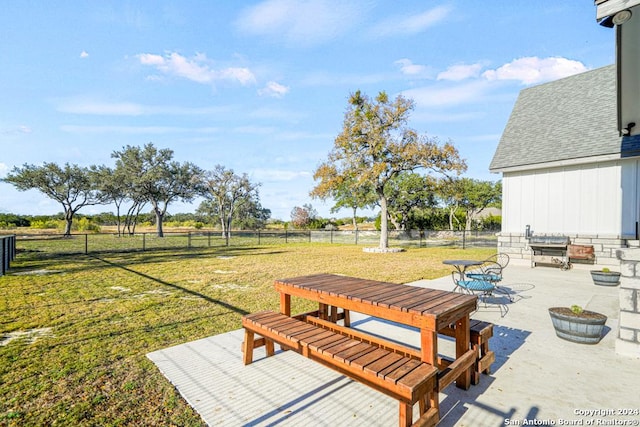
left=490, top=64, right=621, bottom=172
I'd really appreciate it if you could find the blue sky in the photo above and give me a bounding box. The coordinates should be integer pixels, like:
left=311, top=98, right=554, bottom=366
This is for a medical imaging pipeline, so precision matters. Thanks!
left=0, top=1, right=615, bottom=220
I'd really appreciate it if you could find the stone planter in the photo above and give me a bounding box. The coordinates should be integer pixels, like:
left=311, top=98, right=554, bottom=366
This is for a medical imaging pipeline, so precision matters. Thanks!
left=548, top=307, right=607, bottom=344
left=589, top=270, right=621, bottom=286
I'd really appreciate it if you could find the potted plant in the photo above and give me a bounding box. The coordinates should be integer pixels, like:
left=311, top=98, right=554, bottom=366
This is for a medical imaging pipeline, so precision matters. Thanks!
left=548, top=305, right=607, bottom=344
left=589, top=267, right=621, bottom=286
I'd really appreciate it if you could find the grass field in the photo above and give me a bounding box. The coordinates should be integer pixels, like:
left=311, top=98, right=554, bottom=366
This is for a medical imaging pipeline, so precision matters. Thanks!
left=0, top=242, right=494, bottom=426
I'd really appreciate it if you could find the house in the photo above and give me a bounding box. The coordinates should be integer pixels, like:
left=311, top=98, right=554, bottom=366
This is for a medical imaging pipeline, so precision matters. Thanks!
left=490, top=65, right=640, bottom=265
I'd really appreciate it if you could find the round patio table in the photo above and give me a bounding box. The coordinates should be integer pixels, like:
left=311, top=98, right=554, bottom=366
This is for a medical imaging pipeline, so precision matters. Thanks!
left=443, top=259, right=483, bottom=281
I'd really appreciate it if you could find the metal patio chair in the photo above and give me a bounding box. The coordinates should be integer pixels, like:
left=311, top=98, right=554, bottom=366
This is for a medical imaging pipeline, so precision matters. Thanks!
left=465, top=253, right=513, bottom=301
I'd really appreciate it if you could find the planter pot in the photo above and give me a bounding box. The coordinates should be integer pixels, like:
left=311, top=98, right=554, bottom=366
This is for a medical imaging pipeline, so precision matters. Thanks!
left=548, top=307, right=607, bottom=344
left=590, top=270, right=621, bottom=286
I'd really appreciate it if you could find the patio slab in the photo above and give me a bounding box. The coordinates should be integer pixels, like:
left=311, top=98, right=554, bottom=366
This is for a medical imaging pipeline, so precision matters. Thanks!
left=148, top=264, right=640, bottom=426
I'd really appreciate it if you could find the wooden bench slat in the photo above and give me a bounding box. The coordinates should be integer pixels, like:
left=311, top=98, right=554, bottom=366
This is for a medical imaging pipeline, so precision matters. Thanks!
left=385, top=359, right=423, bottom=382
left=320, top=337, right=362, bottom=356
left=365, top=352, right=405, bottom=377
left=242, top=310, right=440, bottom=427
left=307, top=334, right=349, bottom=351
left=333, top=342, right=377, bottom=363
left=349, top=347, right=391, bottom=368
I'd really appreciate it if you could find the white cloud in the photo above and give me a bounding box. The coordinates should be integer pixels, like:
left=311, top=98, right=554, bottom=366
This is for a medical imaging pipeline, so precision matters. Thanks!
left=1, top=125, right=32, bottom=135
left=482, top=56, right=588, bottom=85
left=0, top=163, right=8, bottom=177
left=258, top=81, right=290, bottom=98
left=236, top=0, right=364, bottom=46
left=56, top=99, right=233, bottom=116
left=394, top=59, right=431, bottom=78
left=80, top=51, right=89, bottom=58
left=60, top=101, right=145, bottom=116
left=370, top=5, right=451, bottom=37
left=137, top=52, right=256, bottom=86
left=437, top=63, right=483, bottom=81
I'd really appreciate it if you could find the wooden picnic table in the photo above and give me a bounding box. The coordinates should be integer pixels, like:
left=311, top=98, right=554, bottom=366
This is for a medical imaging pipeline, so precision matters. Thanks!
left=274, top=273, right=478, bottom=390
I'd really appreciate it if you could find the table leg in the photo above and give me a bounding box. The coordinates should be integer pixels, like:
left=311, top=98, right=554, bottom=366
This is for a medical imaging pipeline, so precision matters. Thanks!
left=455, top=314, right=471, bottom=390
left=280, top=293, right=291, bottom=316
left=420, top=329, right=438, bottom=365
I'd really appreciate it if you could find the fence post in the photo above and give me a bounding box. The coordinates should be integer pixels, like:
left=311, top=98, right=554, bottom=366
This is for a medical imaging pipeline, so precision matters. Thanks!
left=308, top=230, right=311, bottom=243
left=285, top=230, right=288, bottom=243
left=258, top=230, right=261, bottom=245
left=188, top=232, right=191, bottom=248
left=85, top=234, right=88, bottom=254
left=355, top=229, right=358, bottom=245
left=462, top=229, right=466, bottom=249
left=330, top=229, right=333, bottom=244
left=143, top=233, right=146, bottom=251
left=0, top=238, right=5, bottom=276
left=208, top=231, right=211, bottom=247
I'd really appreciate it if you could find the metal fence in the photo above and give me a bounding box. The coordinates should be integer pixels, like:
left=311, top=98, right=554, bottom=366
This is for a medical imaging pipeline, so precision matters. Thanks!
left=0, top=235, right=17, bottom=276
left=14, top=229, right=497, bottom=256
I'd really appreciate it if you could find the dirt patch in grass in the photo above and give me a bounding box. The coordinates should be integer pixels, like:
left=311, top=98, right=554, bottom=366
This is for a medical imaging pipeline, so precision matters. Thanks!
left=12, top=269, right=62, bottom=276
left=1, top=328, right=53, bottom=346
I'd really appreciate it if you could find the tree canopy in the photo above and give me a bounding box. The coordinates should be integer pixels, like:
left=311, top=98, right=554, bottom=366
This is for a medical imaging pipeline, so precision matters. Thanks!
left=198, top=165, right=261, bottom=244
left=111, top=143, right=203, bottom=237
left=2, top=162, right=106, bottom=235
left=312, top=90, right=466, bottom=249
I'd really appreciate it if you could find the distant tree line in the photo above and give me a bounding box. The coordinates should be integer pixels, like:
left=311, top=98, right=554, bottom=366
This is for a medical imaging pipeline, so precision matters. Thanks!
left=2, top=143, right=268, bottom=237
left=2, top=91, right=502, bottom=241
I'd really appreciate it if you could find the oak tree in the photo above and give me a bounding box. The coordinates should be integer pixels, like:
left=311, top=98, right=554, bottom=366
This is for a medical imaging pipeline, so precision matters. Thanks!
left=198, top=165, right=261, bottom=245
left=111, top=143, right=202, bottom=237
left=312, top=90, right=466, bottom=249
left=2, top=162, right=106, bottom=236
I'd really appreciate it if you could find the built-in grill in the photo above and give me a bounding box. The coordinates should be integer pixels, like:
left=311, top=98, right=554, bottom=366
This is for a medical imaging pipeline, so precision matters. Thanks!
left=529, top=235, right=571, bottom=269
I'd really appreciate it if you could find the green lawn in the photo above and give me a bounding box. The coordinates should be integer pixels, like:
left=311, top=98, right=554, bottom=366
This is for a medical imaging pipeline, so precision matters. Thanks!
left=0, top=243, right=494, bottom=426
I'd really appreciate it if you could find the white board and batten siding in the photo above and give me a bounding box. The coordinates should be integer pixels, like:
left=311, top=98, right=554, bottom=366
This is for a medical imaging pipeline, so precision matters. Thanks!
left=502, top=159, right=640, bottom=238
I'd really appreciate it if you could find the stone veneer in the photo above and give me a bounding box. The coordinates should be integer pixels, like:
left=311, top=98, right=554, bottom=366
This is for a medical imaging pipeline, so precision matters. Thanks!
left=496, top=232, right=629, bottom=267
left=616, top=247, right=640, bottom=357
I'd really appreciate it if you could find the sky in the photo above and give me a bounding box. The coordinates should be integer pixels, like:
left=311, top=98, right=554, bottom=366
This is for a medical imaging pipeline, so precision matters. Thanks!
left=0, top=1, right=616, bottom=221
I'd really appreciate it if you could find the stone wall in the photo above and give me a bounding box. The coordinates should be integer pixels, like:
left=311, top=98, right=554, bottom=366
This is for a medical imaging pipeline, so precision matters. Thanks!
left=616, top=248, right=640, bottom=357
left=497, top=232, right=628, bottom=267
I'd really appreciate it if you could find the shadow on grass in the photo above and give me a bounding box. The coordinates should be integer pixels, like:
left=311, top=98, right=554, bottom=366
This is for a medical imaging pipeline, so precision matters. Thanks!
left=11, top=246, right=287, bottom=276
left=91, top=255, right=249, bottom=316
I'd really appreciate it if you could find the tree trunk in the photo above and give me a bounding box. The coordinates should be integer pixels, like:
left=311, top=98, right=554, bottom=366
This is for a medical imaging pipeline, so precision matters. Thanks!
left=351, top=207, right=358, bottom=231
left=389, top=214, right=402, bottom=232
left=466, top=215, right=473, bottom=232
left=64, top=218, right=73, bottom=236
left=154, top=208, right=164, bottom=237
left=225, top=215, right=232, bottom=246
left=64, top=209, right=73, bottom=236
left=378, top=190, right=388, bottom=249
left=449, top=208, right=455, bottom=231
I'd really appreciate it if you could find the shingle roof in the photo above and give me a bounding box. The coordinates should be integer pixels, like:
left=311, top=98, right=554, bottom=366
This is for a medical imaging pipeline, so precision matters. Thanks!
left=489, top=65, right=620, bottom=171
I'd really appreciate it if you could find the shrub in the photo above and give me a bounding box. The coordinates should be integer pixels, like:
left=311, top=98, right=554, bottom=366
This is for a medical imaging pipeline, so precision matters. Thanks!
left=75, top=217, right=101, bottom=233
left=31, top=219, right=60, bottom=229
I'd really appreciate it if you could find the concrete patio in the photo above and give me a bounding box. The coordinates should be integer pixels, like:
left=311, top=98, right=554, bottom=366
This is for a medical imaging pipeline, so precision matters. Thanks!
left=148, top=263, right=640, bottom=426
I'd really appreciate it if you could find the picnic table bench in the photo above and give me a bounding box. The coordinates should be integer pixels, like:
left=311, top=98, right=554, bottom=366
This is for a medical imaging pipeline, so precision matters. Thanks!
left=243, top=311, right=441, bottom=427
